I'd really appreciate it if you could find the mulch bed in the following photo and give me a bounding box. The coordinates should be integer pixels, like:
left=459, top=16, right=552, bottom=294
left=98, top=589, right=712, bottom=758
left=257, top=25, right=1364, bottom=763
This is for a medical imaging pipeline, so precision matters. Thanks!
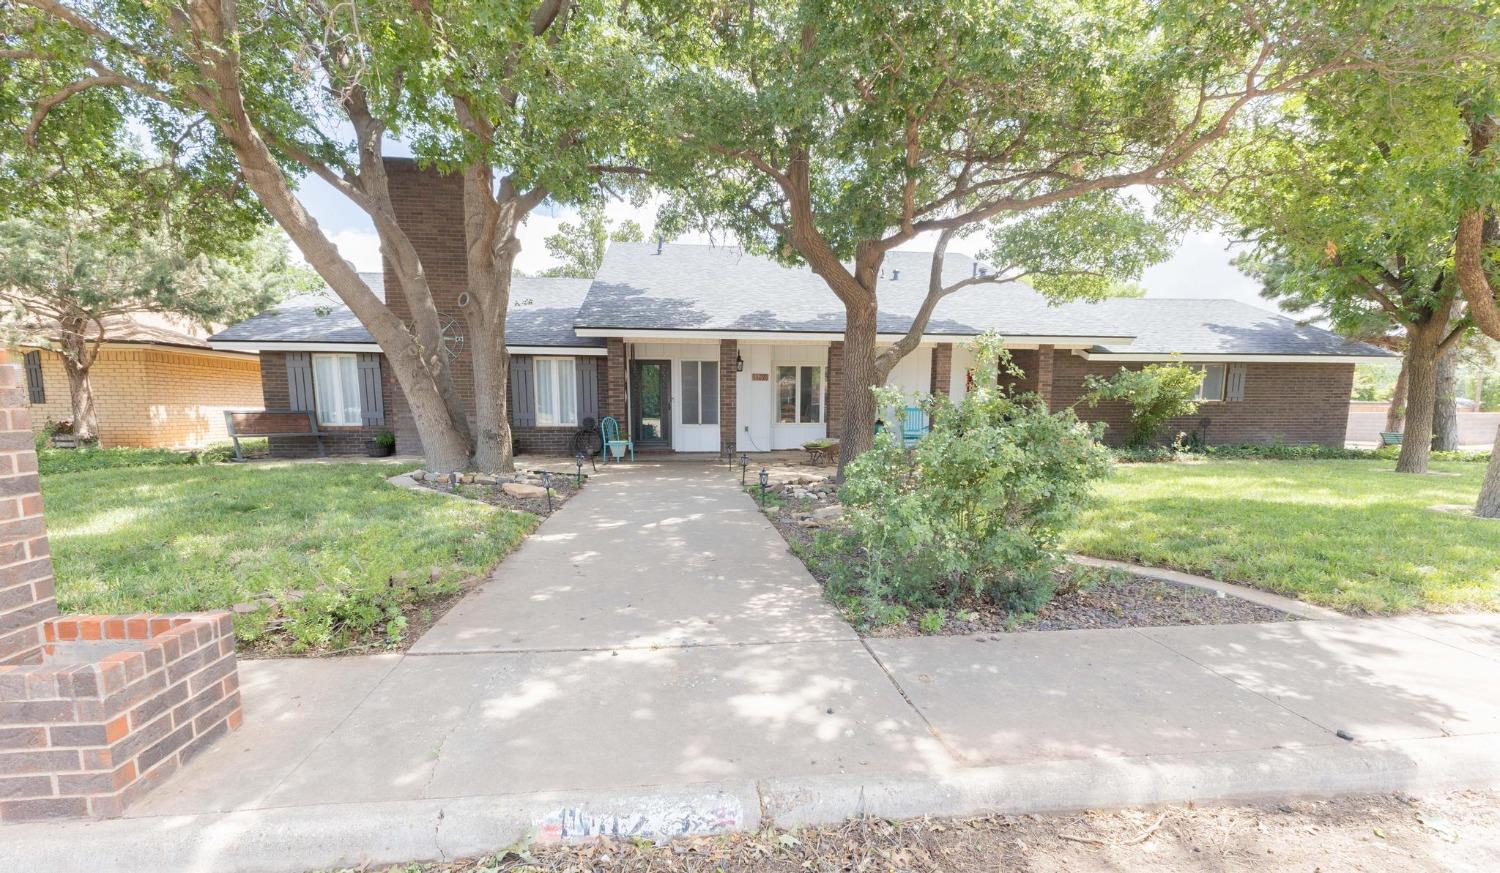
left=239, top=576, right=480, bottom=660
left=760, top=489, right=1296, bottom=636
left=414, top=470, right=585, bottom=516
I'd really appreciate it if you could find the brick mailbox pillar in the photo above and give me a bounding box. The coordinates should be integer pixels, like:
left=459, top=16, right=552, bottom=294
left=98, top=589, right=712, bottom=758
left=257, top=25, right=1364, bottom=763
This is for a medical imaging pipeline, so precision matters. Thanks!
left=0, top=352, right=242, bottom=821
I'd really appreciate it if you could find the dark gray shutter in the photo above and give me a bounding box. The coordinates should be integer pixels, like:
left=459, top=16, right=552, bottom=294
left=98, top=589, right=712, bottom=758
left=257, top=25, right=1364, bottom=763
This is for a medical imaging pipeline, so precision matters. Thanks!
left=357, top=353, right=385, bottom=426
left=285, top=352, right=315, bottom=412
left=576, top=357, right=599, bottom=424
left=510, top=355, right=535, bottom=427
left=22, top=351, right=44, bottom=404
left=1225, top=364, right=1248, bottom=402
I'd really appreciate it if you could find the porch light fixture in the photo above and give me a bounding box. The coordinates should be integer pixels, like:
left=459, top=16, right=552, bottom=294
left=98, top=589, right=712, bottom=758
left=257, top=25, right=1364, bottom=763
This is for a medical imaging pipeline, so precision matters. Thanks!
left=736, top=353, right=744, bottom=373
left=739, top=453, right=750, bottom=485
left=540, top=470, right=554, bottom=513
left=758, top=467, right=769, bottom=506
left=574, top=452, right=585, bottom=487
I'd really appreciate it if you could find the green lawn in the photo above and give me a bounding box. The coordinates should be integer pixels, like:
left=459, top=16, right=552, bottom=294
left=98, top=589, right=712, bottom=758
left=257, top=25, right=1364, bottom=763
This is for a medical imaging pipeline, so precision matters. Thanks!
left=1066, top=459, right=1499, bottom=615
left=42, top=462, right=533, bottom=651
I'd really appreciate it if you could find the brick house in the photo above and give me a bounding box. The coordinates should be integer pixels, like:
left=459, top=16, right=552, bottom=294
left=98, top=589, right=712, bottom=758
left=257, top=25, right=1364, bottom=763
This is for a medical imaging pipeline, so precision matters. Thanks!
left=211, top=160, right=1391, bottom=459
left=18, top=317, right=261, bottom=449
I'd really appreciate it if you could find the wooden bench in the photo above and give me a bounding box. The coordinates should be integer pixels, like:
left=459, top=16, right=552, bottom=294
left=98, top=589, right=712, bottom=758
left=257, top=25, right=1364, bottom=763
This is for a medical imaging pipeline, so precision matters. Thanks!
left=224, top=410, right=326, bottom=460
left=1380, top=431, right=1404, bottom=447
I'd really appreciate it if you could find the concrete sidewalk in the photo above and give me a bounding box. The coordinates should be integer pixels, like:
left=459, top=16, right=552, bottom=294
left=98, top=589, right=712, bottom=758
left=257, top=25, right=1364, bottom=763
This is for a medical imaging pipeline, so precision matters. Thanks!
left=8, top=464, right=1500, bottom=872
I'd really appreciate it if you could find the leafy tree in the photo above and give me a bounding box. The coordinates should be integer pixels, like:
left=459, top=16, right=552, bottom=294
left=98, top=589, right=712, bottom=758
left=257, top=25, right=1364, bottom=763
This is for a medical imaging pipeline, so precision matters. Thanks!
left=638, top=0, right=1441, bottom=475
left=0, top=218, right=305, bottom=438
left=540, top=204, right=644, bottom=278
left=5, top=0, right=644, bottom=472
left=1083, top=363, right=1205, bottom=448
left=1455, top=110, right=1500, bottom=516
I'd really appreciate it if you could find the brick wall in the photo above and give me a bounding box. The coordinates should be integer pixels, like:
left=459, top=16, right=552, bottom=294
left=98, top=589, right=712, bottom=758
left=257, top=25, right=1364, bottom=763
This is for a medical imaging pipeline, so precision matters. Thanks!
left=719, top=340, right=737, bottom=457
left=23, top=346, right=261, bottom=449
left=826, top=341, right=844, bottom=437
left=1050, top=352, right=1355, bottom=446
left=0, top=356, right=54, bottom=667
left=0, top=613, right=240, bottom=820
left=260, top=351, right=402, bottom=457
left=930, top=343, right=952, bottom=396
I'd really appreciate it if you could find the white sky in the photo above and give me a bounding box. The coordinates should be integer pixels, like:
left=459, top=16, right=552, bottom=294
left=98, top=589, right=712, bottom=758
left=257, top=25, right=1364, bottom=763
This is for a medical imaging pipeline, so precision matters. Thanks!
left=293, top=172, right=1271, bottom=311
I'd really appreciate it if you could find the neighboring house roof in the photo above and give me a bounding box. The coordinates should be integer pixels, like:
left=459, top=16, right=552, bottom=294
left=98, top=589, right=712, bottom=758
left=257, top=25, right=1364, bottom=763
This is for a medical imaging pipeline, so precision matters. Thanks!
left=211, top=272, right=606, bottom=352
left=17, top=313, right=249, bottom=355
left=575, top=243, right=1133, bottom=342
left=575, top=243, right=1392, bottom=360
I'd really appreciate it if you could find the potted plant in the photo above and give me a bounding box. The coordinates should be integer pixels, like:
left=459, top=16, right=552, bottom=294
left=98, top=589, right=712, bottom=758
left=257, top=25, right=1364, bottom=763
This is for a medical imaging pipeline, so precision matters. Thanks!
left=366, top=430, right=396, bottom=457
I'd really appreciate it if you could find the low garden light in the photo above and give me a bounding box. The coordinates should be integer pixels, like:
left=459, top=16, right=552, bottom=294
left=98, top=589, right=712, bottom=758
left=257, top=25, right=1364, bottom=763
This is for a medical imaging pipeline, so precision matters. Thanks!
left=540, top=470, right=554, bottom=513
left=758, top=467, right=769, bottom=506
left=739, top=453, right=750, bottom=485
left=574, top=452, right=585, bottom=486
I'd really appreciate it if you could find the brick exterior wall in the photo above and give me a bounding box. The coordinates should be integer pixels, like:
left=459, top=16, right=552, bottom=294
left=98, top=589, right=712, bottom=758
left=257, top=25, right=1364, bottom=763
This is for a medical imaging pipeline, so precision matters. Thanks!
left=0, top=613, right=240, bottom=820
left=0, top=356, right=53, bottom=667
left=260, top=351, right=401, bottom=457
left=1050, top=352, right=1355, bottom=446
left=930, top=343, right=952, bottom=396
left=22, top=346, right=261, bottom=449
left=603, top=338, right=627, bottom=423
left=719, top=340, right=738, bottom=457
left=826, top=341, right=844, bottom=437
left=1035, top=344, right=1056, bottom=410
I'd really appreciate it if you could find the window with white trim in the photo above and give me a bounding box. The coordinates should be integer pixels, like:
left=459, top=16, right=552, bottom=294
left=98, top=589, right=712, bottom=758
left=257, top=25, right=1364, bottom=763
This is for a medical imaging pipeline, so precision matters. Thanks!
left=534, top=357, right=578, bottom=426
left=681, top=360, right=719, bottom=425
left=311, top=353, right=362, bottom=426
left=776, top=365, right=824, bottom=423
left=1193, top=364, right=1227, bottom=402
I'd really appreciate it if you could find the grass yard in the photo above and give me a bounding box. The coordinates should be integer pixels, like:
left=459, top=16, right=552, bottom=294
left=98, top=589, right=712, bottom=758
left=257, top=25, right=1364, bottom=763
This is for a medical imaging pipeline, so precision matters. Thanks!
left=42, top=461, right=533, bottom=653
left=1066, top=459, right=1500, bottom=614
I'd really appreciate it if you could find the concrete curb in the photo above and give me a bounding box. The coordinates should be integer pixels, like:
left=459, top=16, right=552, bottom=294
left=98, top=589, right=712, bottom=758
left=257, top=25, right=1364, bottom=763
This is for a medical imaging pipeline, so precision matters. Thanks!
left=1068, top=554, right=1346, bottom=621
left=9, top=735, right=1500, bottom=873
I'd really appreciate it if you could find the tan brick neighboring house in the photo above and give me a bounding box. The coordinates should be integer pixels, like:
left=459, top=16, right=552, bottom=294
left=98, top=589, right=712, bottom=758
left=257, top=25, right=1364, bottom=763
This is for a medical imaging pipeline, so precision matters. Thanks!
left=19, top=317, right=261, bottom=449
left=210, top=159, right=1392, bottom=460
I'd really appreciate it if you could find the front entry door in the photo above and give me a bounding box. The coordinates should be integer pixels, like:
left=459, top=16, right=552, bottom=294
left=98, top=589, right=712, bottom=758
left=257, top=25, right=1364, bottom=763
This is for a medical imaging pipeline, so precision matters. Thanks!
left=631, top=360, right=672, bottom=447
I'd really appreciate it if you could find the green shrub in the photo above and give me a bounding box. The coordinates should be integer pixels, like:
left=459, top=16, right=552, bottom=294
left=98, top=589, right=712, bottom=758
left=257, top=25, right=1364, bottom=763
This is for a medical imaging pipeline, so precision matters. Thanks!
left=37, top=445, right=196, bottom=475
left=840, top=334, right=1111, bottom=615
left=1083, top=363, right=1204, bottom=448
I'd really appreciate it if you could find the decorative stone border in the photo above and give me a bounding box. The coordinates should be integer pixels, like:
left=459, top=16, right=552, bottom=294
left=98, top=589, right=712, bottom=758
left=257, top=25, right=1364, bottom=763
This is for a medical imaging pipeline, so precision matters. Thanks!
left=0, top=612, right=241, bottom=821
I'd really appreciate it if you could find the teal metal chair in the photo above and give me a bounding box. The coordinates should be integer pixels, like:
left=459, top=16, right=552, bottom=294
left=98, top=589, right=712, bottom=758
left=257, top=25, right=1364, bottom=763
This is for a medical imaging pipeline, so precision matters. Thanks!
left=599, top=416, right=634, bottom=462
left=900, top=406, right=929, bottom=446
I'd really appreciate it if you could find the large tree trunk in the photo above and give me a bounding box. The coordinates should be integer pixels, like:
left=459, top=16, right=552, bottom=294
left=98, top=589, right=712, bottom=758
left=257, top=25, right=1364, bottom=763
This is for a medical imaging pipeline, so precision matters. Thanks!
left=1396, top=323, right=1441, bottom=473
left=1386, top=358, right=1408, bottom=433
left=60, top=357, right=97, bottom=441
left=835, top=303, right=881, bottom=477
left=1477, top=426, right=1500, bottom=519
left=1433, top=342, right=1460, bottom=451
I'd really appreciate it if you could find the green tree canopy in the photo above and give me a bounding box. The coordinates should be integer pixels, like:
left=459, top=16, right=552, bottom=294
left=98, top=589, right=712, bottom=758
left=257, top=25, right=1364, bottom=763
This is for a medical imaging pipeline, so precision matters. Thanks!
left=540, top=204, right=645, bottom=278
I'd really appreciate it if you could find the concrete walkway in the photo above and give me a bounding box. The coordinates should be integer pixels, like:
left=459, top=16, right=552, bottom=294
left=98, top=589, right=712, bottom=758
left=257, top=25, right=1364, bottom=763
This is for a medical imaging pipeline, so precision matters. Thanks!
left=9, top=464, right=1500, bottom=873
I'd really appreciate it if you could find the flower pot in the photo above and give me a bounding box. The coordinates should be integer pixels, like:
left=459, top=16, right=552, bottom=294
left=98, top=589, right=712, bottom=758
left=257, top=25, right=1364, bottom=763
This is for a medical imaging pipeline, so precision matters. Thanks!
left=366, top=439, right=395, bottom=457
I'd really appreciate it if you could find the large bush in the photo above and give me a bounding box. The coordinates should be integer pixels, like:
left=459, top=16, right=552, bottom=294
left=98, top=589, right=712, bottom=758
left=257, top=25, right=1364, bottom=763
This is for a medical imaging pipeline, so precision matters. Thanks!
left=1083, top=363, right=1203, bottom=447
left=839, top=336, right=1111, bottom=614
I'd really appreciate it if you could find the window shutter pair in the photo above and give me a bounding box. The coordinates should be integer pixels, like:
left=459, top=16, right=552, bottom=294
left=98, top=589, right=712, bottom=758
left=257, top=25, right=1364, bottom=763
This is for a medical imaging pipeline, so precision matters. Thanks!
left=285, top=352, right=385, bottom=425
left=22, top=351, right=44, bottom=404
left=510, top=356, right=597, bottom=428
left=1225, top=364, right=1248, bottom=402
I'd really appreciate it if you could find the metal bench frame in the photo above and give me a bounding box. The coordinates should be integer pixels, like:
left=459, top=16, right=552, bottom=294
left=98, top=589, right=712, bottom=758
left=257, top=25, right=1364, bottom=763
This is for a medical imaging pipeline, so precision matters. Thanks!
left=223, top=409, right=327, bottom=460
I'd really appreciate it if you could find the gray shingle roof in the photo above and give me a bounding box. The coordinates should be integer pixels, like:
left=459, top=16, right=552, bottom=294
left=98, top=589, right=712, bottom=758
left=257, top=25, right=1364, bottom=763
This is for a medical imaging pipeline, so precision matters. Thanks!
left=211, top=272, right=386, bottom=344
left=576, top=243, right=1131, bottom=339
left=211, top=273, right=604, bottom=349
left=577, top=243, right=1391, bottom=358
left=1077, top=298, right=1391, bottom=357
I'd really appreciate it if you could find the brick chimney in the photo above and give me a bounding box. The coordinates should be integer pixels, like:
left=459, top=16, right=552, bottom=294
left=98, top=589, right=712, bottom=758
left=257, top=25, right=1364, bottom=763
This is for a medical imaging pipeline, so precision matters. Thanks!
left=0, top=351, right=58, bottom=665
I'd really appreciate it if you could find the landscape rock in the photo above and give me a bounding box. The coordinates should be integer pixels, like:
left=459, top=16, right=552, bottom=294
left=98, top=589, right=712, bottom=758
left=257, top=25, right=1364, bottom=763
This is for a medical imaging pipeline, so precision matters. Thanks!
left=502, top=482, right=548, bottom=498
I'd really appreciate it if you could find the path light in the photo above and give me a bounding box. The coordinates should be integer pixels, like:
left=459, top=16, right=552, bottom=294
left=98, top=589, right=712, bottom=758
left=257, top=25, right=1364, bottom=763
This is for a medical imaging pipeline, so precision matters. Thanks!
left=540, top=470, right=553, bottom=513
left=739, top=453, right=749, bottom=486
left=758, top=467, right=769, bottom=507
left=574, top=452, right=585, bottom=487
